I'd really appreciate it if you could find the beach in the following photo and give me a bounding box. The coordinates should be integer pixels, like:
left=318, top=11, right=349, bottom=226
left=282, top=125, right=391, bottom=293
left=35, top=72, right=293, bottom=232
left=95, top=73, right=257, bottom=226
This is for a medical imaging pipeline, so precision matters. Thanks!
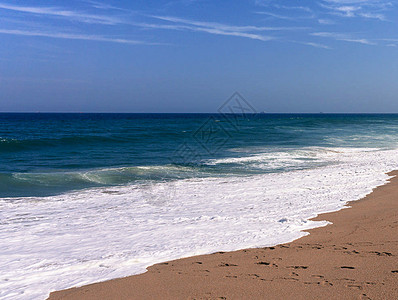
left=2, top=114, right=398, bottom=299
left=49, top=171, right=398, bottom=300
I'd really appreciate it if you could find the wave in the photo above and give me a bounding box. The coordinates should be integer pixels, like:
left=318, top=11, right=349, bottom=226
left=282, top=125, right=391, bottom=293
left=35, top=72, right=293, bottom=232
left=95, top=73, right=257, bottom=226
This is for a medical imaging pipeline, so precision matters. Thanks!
left=1, top=147, right=398, bottom=299
left=0, top=147, right=387, bottom=198
left=0, top=164, right=202, bottom=198
left=205, top=147, right=380, bottom=171
left=0, top=135, right=134, bottom=153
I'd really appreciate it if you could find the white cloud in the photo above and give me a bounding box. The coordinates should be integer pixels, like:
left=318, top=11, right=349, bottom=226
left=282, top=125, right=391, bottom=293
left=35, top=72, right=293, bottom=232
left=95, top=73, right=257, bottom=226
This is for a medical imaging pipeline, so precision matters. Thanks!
left=0, top=3, right=123, bottom=25
left=0, top=28, right=153, bottom=45
left=83, top=0, right=129, bottom=11
left=254, top=11, right=294, bottom=20
left=190, top=27, right=274, bottom=41
left=320, top=0, right=392, bottom=20
left=0, top=2, right=298, bottom=43
left=359, top=12, right=386, bottom=20
left=149, top=15, right=297, bottom=42
left=151, top=15, right=305, bottom=32
left=300, top=41, right=331, bottom=49
left=318, top=18, right=336, bottom=24
left=0, top=1, right=393, bottom=48
left=379, top=38, right=398, bottom=47
left=273, top=5, right=312, bottom=13
left=141, top=19, right=276, bottom=41
left=324, top=0, right=383, bottom=3
left=312, top=32, right=376, bottom=45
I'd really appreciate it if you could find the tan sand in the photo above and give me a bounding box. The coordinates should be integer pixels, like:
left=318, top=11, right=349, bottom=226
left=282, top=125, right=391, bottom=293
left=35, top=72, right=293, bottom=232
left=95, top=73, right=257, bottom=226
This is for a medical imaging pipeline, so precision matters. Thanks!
left=48, top=171, right=398, bottom=300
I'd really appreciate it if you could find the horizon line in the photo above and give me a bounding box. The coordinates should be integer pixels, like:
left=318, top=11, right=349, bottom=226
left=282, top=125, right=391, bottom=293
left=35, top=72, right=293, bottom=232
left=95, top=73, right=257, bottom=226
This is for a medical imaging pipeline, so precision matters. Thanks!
left=2, top=112, right=398, bottom=114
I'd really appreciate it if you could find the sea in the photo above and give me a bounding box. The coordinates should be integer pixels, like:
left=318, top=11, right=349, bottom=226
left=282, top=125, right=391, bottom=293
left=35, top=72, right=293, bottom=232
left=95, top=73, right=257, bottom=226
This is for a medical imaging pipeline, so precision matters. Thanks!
left=1, top=113, right=398, bottom=299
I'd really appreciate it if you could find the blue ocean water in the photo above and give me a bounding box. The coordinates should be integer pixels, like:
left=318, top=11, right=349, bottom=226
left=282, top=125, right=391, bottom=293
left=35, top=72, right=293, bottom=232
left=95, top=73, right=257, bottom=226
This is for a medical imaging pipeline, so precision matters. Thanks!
left=1, top=113, right=398, bottom=198
left=2, top=113, right=398, bottom=300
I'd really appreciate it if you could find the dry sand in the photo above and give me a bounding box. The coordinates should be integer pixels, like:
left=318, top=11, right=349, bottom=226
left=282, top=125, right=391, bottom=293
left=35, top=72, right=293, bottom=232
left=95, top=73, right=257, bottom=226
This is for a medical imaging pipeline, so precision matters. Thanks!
left=49, top=171, right=398, bottom=300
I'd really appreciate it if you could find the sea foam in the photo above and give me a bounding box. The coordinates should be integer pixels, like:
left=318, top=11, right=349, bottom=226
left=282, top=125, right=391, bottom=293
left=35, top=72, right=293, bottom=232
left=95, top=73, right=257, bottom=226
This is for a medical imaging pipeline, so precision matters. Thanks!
left=0, top=147, right=397, bottom=299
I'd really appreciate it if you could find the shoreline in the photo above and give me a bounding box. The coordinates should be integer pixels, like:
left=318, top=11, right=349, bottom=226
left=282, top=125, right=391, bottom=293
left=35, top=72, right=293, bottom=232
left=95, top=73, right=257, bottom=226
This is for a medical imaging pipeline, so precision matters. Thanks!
left=49, top=171, right=398, bottom=299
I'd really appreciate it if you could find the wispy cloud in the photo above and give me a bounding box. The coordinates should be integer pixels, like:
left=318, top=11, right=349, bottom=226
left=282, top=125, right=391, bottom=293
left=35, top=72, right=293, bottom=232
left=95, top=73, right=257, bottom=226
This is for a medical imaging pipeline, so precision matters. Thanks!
left=318, top=18, right=336, bottom=25
left=187, top=27, right=273, bottom=41
left=164, top=0, right=202, bottom=7
left=130, top=14, right=311, bottom=43
left=254, top=11, right=295, bottom=20
left=294, top=40, right=332, bottom=49
left=148, top=15, right=295, bottom=41
left=255, top=0, right=392, bottom=23
left=379, top=38, right=398, bottom=47
left=0, top=29, right=153, bottom=45
left=0, top=1, right=392, bottom=48
left=359, top=12, right=386, bottom=21
left=320, top=0, right=392, bottom=21
left=0, top=2, right=295, bottom=43
left=254, top=1, right=314, bottom=20
left=381, top=38, right=398, bottom=42
left=0, top=2, right=124, bottom=25
left=273, top=5, right=312, bottom=13
left=83, top=0, right=130, bottom=12
left=151, top=15, right=306, bottom=32
left=312, top=32, right=376, bottom=45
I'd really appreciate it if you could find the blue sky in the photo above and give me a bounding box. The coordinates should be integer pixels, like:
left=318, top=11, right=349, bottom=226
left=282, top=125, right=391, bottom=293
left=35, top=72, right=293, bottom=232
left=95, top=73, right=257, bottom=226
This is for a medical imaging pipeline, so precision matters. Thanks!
left=0, top=0, right=398, bottom=112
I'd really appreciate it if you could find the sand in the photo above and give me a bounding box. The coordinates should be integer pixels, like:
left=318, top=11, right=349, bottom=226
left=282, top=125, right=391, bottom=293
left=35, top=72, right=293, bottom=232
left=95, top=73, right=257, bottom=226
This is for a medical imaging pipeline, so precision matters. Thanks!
left=48, top=171, right=398, bottom=300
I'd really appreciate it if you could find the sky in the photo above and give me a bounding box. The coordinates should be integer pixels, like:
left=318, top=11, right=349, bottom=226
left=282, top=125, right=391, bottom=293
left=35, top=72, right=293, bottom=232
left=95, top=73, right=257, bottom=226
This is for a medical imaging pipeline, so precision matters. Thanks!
left=0, top=0, right=398, bottom=113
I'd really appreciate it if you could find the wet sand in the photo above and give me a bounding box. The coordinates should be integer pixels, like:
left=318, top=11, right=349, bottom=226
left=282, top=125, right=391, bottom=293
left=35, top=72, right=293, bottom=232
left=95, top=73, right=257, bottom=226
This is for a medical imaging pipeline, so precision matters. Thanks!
left=48, top=171, right=398, bottom=300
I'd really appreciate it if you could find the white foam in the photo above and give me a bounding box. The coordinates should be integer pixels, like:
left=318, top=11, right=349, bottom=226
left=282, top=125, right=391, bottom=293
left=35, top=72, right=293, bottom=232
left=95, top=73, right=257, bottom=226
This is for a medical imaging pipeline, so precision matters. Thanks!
left=0, top=147, right=397, bottom=300
left=205, top=147, right=378, bottom=171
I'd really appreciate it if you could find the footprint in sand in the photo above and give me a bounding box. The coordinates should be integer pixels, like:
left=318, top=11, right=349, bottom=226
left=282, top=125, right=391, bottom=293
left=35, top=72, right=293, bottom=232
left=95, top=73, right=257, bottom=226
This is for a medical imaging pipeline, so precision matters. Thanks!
left=282, top=277, right=299, bottom=281
left=287, top=266, right=308, bottom=269
left=344, top=250, right=360, bottom=255
left=339, top=278, right=355, bottom=282
left=303, top=281, right=320, bottom=285
left=346, top=284, right=362, bottom=290
left=370, top=251, right=392, bottom=256
left=218, top=263, right=238, bottom=267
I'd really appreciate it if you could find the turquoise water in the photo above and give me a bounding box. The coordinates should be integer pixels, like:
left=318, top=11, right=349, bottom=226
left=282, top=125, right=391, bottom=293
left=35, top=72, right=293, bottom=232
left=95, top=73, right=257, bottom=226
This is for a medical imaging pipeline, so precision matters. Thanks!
left=1, top=113, right=398, bottom=197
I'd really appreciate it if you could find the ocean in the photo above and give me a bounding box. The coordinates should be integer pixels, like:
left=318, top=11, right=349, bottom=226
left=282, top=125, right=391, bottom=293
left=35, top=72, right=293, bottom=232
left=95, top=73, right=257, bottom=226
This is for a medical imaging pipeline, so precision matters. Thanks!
left=1, top=113, right=398, bottom=299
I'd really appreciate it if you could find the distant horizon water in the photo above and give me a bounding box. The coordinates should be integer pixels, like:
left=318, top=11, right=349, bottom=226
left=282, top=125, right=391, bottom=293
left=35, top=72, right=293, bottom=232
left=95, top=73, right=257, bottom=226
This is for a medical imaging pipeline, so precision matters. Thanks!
left=3, top=112, right=398, bottom=114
